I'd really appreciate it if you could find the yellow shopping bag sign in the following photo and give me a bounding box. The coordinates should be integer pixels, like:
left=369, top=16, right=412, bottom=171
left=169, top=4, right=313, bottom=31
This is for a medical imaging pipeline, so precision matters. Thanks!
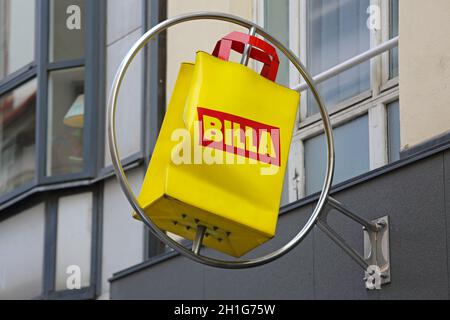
left=137, top=32, right=300, bottom=257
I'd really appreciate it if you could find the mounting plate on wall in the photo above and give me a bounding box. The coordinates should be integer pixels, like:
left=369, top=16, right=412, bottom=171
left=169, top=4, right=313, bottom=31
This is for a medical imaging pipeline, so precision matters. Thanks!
left=364, top=216, right=390, bottom=289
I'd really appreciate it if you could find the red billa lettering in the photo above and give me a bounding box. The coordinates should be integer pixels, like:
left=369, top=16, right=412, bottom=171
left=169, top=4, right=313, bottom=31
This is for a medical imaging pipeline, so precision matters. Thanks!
left=197, top=107, right=280, bottom=166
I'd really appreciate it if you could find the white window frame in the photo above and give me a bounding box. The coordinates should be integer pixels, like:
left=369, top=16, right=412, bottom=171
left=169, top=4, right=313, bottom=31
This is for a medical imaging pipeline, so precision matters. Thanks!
left=255, top=0, right=399, bottom=202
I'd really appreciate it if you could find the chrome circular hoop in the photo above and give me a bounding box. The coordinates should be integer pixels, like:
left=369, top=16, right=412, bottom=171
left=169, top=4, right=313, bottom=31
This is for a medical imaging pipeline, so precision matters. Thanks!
left=107, top=12, right=335, bottom=269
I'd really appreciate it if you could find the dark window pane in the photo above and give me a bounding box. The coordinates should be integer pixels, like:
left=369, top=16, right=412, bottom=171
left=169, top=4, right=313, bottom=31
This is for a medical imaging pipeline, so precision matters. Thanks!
left=388, top=100, right=400, bottom=162
left=47, top=68, right=84, bottom=176
left=0, top=79, right=37, bottom=195
left=307, top=0, right=370, bottom=115
left=264, top=0, right=290, bottom=87
left=389, top=0, right=399, bottom=79
left=0, top=0, right=35, bottom=81
left=264, top=0, right=291, bottom=206
left=49, top=0, right=85, bottom=62
left=305, top=115, right=369, bottom=195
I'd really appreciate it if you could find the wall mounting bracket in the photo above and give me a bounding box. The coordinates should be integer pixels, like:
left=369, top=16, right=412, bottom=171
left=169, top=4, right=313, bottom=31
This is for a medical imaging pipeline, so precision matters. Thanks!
left=317, top=196, right=390, bottom=290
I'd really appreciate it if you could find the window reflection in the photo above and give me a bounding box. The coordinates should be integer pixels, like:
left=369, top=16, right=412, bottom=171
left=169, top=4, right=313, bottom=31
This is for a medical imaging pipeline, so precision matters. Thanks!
left=47, top=68, right=84, bottom=177
left=0, top=79, right=37, bottom=195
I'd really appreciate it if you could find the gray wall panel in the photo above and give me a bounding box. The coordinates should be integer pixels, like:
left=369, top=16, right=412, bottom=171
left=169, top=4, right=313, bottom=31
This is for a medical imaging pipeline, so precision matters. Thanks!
left=444, top=149, right=450, bottom=298
left=203, top=205, right=314, bottom=299
left=110, top=256, right=205, bottom=300
left=377, top=154, right=448, bottom=299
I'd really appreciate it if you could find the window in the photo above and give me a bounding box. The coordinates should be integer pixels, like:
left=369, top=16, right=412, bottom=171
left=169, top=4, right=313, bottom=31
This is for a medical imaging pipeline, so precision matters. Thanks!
left=47, top=67, right=85, bottom=176
left=0, top=0, right=104, bottom=300
left=305, top=115, right=369, bottom=195
left=45, top=0, right=89, bottom=179
left=307, top=0, right=370, bottom=115
left=389, top=0, right=399, bottom=79
left=0, top=1, right=102, bottom=202
left=0, top=79, right=37, bottom=195
left=0, top=0, right=38, bottom=199
left=0, top=0, right=35, bottom=81
left=264, top=0, right=290, bottom=206
left=49, top=0, right=85, bottom=62
left=261, top=0, right=399, bottom=202
left=264, top=0, right=290, bottom=87
left=387, top=100, right=400, bottom=162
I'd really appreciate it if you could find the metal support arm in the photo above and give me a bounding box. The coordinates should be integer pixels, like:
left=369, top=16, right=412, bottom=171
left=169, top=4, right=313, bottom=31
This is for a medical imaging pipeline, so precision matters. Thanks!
left=318, top=196, right=390, bottom=289
left=192, top=225, right=207, bottom=255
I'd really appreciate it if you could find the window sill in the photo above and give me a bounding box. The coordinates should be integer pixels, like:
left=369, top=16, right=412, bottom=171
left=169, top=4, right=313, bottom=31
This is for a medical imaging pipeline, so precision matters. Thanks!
left=295, top=86, right=400, bottom=141
left=298, top=90, right=373, bottom=130
left=380, top=77, right=399, bottom=93
left=0, top=62, right=37, bottom=95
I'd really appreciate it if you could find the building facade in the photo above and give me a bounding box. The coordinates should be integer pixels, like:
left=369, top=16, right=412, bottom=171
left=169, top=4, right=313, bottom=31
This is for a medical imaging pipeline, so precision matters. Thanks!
left=1, top=0, right=450, bottom=299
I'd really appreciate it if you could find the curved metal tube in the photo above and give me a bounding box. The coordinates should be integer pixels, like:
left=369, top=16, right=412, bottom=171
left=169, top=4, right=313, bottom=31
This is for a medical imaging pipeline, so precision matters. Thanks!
left=107, top=12, right=335, bottom=269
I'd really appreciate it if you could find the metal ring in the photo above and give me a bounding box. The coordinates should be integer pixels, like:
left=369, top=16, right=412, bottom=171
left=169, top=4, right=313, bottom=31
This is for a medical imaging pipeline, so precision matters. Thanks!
left=107, top=12, right=335, bottom=269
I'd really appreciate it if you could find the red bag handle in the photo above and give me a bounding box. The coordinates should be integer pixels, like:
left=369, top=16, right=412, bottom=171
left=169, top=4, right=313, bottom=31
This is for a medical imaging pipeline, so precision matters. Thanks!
left=212, top=31, right=280, bottom=82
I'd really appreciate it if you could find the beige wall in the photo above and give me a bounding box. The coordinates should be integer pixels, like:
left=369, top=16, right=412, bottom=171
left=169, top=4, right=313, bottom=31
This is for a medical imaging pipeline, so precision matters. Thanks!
left=166, top=0, right=254, bottom=102
left=400, top=0, right=450, bottom=150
